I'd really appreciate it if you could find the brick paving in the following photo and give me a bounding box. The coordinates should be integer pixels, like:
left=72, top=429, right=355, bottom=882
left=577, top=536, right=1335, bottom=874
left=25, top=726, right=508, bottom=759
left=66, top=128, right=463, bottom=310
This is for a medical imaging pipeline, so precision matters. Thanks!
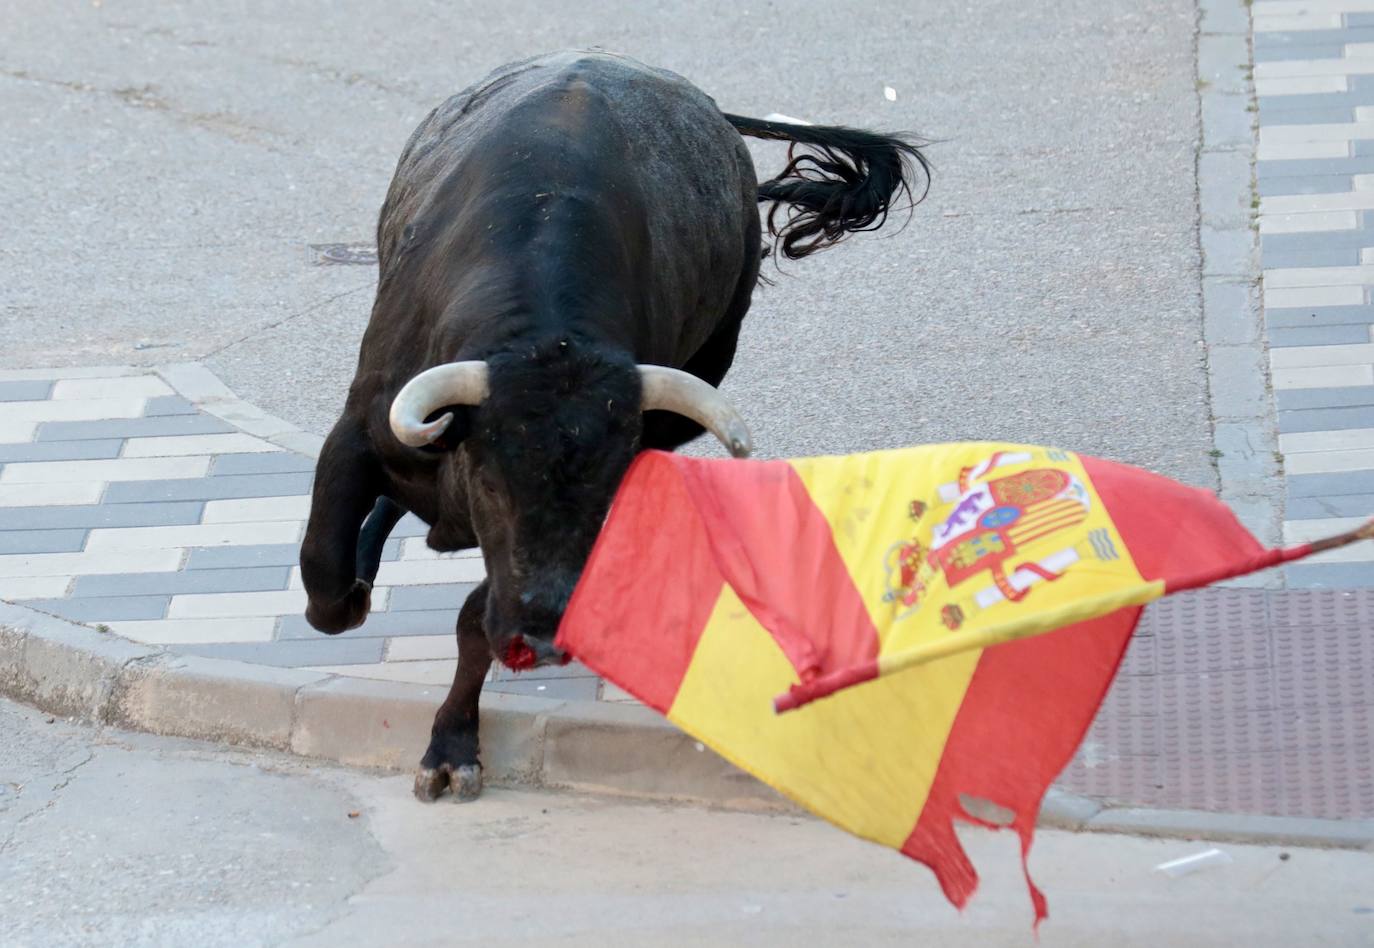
left=0, top=364, right=1369, bottom=818
left=1254, top=0, right=1374, bottom=587
left=0, top=368, right=604, bottom=703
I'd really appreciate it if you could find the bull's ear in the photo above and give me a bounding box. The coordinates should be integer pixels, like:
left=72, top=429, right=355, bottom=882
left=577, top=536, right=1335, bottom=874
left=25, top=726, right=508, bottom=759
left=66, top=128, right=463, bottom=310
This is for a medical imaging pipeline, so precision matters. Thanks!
left=420, top=406, right=474, bottom=453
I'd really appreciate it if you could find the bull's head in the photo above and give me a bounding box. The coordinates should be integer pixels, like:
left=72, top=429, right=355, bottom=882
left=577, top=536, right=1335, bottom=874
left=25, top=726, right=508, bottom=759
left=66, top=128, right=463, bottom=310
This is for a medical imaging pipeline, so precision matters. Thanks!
left=388, top=342, right=751, bottom=669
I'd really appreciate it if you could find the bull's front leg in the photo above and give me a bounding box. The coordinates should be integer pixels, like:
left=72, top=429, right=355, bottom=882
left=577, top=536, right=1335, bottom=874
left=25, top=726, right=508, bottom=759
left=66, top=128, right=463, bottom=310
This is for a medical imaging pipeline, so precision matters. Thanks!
left=301, top=418, right=385, bottom=633
left=414, top=581, right=491, bottom=802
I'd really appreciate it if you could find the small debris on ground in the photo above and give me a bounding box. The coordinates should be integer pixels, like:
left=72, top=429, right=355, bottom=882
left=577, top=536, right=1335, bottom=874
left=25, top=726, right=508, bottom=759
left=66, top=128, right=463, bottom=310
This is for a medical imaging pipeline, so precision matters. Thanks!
left=884, top=86, right=897, bottom=102
left=347, top=811, right=360, bottom=819
left=1154, top=848, right=1233, bottom=878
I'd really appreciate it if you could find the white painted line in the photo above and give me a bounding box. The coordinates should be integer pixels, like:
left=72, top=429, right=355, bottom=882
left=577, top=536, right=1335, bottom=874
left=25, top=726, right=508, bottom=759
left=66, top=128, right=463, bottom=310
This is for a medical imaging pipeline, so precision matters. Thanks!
left=1256, top=139, right=1351, bottom=161
left=1282, top=516, right=1374, bottom=561
left=121, top=433, right=278, bottom=458
left=108, top=617, right=277, bottom=645
left=85, top=520, right=302, bottom=552
left=1256, top=58, right=1374, bottom=79
left=1256, top=76, right=1349, bottom=97
left=1258, top=210, right=1358, bottom=234
left=1256, top=0, right=1374, bottom=13
left=373, top=558, right=488, bottom=586
left=1, top=398, right=148, bottom=424
left=1270, top=342, right=1374, bottom=368
left=1272, top=364, right=1374, bottom=389
left=1279, top=428, right=1374, bottom=453
left=1258, top=0, right=1374, bottom=12
left=1264, top=285, right=1365, bottom=309
left=0, top=456, right=211, bottom=484
left=0, top=575, right=72, bottom=600
left=1262, top=190, right=1374, bottom=215
left=0, top=549, right=184, bottom=578
left=201, top=496, right=310, bottom=523
left=385, top=635, right=459, bottom=662
left=168, top=589, right=308, bottom=619
left=1253, top=13, right=1343, bottom=31
left=0, top=421, right=38, bottom=445
left=1283, top=447, right=1374, bottom=475
left=0, top=365, right=137, bottom=382
left=303, top=661, right=457, bottom=685
left=0, top=483, right=104, bottom=507
left=50, top=376, right=173, bottom=400
left=1265, top=266, right=1374, bottom=288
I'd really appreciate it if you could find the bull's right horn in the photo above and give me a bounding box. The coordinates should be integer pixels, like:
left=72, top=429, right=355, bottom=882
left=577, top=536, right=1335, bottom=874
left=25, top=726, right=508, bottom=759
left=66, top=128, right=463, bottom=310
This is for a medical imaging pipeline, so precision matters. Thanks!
left=638, top=365, right=753, bottom=458
left=389, top=361, right=489, bottom=447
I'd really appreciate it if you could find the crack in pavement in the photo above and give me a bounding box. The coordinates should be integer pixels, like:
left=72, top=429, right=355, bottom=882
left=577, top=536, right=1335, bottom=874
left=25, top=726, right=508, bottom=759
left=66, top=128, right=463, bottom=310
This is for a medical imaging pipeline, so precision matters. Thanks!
left=0, top=745, right=95, bottom=858
left=201, top=282, right=373, bottom=361
left=0, top=67, right=284, bottom=150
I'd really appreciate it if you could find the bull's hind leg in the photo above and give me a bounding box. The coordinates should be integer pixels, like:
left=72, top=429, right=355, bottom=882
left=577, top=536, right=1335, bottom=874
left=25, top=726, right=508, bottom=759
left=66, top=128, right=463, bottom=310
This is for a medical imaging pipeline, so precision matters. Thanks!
left=415, top=581, right=492, bottom=802
left=301, top=418, right=385, bottom=633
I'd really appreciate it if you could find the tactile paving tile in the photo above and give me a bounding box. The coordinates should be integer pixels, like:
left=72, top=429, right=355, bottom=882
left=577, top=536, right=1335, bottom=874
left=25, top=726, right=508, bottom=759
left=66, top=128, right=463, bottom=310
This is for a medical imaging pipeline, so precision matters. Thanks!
left=1083, top=712, right=1160, bottom=757
left=1274, top=628, right=1373, bottom=710
left=1057, top=754, right=1163, bottom=807
left=1279, top=746, right=1374, bottom=820
left=1276, top=704, right=1374, bottom=752
left=1097, top=671, right=1161, bottom=718
left=1157, top=751, right=1284, bottom=814
left=1154, top=593, right=1269, bottom=675
left=1159, top=701, right=1280, bottom=759
left=1158, top=666, right=1278, bottom=716
left=1145, top=588, right=1270, bottom=639
left=1268, top=589, right=1374, bottom=629
left=1116, top=634, right=1157, bottom=677
left=1271, top=620, right=1374, bottom=671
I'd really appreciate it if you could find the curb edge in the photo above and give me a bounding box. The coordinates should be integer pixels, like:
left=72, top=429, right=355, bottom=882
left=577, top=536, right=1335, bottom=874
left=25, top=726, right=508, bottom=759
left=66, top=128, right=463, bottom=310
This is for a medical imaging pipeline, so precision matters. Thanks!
left=3, top=598, right=1370, bottom=849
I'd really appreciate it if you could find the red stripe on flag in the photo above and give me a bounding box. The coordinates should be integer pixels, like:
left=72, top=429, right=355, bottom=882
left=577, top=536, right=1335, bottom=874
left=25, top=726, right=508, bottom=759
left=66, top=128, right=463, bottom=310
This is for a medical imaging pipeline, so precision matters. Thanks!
left=899, top=607, right=1141, bottom=925
left=555, top=452, right=726, bottom=713
left=675, top=456, right=881, bottom=680
left=1079, top=455, right=1264, bottom=585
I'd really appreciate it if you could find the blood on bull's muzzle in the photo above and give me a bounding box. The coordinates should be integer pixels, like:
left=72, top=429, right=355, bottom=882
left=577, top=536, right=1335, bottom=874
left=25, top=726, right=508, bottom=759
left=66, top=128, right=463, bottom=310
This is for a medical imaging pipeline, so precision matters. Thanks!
left=501, top=634, right=571, bottom=670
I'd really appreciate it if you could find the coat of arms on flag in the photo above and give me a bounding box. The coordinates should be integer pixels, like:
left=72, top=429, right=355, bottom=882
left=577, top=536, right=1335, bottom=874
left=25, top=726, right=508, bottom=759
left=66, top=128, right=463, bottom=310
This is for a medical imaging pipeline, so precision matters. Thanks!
left=555, top=442, right=1372, bottom=925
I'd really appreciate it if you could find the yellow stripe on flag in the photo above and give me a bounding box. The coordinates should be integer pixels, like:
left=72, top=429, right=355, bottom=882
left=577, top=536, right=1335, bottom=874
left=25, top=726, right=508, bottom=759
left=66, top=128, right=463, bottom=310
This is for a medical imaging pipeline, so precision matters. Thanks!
left=667, top=584, right=982, bottom=848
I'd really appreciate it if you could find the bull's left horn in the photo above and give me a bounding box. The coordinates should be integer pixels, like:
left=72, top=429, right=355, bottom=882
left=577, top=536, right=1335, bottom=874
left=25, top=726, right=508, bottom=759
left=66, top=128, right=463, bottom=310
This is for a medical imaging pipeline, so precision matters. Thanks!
left=389, top=361, right=489, bottom=447
left=638, top=366, right=753, bottom=458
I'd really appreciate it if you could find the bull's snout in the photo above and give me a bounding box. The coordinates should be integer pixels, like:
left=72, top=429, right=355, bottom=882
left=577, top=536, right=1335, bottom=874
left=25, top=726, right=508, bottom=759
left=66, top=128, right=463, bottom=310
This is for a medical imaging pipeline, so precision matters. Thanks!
left=501, top=633, right=571, bottom=671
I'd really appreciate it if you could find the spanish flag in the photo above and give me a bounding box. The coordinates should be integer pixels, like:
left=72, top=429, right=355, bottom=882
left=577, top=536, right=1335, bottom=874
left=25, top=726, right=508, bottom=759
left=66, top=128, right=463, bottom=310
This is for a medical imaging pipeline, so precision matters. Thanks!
left=555, top=443, right=1372, bottom=923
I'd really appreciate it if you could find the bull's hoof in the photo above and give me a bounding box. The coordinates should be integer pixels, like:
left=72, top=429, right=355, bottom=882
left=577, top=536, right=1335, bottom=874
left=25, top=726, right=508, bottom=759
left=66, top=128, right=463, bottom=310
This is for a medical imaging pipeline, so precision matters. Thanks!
left=413, top=762, right=483, bottom=802
left=304, top=580, right=372, bottom=634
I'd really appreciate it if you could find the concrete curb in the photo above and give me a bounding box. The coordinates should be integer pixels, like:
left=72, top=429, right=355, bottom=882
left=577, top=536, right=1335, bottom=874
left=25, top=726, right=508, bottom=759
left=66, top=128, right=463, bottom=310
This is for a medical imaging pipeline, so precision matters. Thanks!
left=3, top=599, right=1372, bottom=849
left=1195, top=0, right=1284, bottom=559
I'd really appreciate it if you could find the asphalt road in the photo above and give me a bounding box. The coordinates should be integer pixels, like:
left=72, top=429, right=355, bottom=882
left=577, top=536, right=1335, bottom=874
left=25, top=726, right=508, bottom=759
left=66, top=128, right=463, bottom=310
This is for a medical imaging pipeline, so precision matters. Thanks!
left=1, top=0, right=1214, bottom=484
left=4, top=697, right=1372, bottom=947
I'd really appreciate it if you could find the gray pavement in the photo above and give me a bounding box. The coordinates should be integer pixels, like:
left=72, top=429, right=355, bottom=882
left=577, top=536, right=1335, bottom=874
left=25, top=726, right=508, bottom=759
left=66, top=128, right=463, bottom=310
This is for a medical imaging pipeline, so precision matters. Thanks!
left=4, top=696, right=1374, bottom=947
left=0, top=0, right=1215, bottom=485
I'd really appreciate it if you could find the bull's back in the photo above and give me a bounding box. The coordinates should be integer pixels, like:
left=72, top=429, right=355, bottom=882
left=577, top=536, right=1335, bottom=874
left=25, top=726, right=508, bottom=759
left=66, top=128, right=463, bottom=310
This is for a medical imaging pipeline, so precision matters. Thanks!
left=374, top=52, right=757, bottom=354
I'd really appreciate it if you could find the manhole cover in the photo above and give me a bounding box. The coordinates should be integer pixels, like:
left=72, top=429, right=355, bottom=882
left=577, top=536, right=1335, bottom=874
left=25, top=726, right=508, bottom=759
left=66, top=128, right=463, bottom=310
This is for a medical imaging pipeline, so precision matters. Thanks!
left=310, top=243, right=378, bottom=266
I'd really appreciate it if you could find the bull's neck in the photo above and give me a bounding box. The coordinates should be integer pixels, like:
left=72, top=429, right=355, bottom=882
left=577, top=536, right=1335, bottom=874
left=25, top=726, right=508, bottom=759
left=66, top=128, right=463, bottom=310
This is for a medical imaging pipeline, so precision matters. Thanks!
left=448, top=189, right=644, bottom=356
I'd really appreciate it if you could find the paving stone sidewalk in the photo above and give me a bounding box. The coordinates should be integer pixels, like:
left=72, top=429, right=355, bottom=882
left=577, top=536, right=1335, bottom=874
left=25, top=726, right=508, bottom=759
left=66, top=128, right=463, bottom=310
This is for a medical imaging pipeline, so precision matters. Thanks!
left=1254, top=0, right=1374, bottom=587
left=0, top=364, right=1370, bottom=820
left=0, top=367, right=608, bottom=703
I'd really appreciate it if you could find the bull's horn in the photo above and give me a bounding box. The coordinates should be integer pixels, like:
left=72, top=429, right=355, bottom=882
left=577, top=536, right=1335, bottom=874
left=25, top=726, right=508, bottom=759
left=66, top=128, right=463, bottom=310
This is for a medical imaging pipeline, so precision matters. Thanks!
left=638, top=366, right=753, bottom=458
left=389, top=361, right=489, bottom=447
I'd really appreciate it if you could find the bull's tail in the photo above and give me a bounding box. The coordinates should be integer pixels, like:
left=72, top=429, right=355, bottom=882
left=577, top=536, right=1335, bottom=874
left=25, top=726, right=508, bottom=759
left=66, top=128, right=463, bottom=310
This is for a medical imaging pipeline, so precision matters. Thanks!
left=725, top=113, right=931, bottom=260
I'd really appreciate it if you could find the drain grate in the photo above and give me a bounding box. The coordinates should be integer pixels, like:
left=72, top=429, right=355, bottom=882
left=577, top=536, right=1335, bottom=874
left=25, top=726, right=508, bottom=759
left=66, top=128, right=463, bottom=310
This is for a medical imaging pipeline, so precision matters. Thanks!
left=309, top=243, right=378, bottom=266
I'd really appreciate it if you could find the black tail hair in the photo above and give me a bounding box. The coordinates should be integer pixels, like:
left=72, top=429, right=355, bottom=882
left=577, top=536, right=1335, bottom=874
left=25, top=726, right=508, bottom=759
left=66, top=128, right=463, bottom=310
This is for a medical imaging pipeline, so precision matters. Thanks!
left=725, top=113, right=931, bottom=260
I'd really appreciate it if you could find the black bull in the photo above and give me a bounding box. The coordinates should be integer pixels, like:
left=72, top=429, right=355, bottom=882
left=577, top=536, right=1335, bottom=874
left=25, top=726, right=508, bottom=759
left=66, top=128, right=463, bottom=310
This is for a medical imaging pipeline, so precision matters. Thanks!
left=300, top=50, right=929, bottom=801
